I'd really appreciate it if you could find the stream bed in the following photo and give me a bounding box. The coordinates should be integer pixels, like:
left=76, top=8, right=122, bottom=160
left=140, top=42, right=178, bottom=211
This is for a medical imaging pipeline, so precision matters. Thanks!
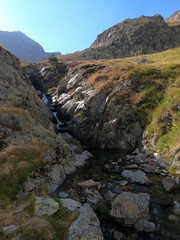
left=57, top=149, right=180, bottom=240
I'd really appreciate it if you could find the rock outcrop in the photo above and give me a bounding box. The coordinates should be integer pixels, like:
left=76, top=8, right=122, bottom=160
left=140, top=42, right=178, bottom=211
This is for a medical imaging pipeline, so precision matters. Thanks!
left=55, top=64, right=142, bottom=150
left=0, top=46, right=87, bottom=202
left=166, top=10, right=180, bottom=26
left=81, top=14, right=180, bottom=60
left=0, top=31, right=61, bottom=62
left=67, top=203, right=104, bottom=240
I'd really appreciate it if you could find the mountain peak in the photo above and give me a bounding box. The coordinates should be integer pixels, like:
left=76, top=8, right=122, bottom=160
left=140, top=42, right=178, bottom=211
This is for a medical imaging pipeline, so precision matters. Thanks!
left=0, top=30, right=61, bottom=62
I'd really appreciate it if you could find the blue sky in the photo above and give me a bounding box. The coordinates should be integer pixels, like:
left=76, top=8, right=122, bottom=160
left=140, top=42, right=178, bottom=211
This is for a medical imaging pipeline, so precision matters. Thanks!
left=0, top=0, right=180, bottom=54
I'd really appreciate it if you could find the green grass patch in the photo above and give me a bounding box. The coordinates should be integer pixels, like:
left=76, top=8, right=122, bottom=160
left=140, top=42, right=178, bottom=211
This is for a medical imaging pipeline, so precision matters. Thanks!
left=0, top=143, right=46, bottom=205
left=156, top=123, right=180, bottom=156
left=24, top=194, right=36, bottom=216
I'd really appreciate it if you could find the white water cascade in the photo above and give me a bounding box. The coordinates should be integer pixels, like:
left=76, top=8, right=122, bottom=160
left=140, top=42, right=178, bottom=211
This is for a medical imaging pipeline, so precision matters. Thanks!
left=53, top=112, right=63, bottom=130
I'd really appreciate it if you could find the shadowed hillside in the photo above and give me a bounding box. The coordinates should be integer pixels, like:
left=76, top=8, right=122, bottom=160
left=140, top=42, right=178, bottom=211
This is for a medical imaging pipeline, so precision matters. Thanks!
left=0, top=31, right=61, bottom=62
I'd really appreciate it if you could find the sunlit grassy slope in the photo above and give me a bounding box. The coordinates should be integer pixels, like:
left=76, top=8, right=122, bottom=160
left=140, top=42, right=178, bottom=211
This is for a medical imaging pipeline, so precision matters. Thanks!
left=32, top=47, right=180, bottom=174
left=58, top=48, right=180, bottom=173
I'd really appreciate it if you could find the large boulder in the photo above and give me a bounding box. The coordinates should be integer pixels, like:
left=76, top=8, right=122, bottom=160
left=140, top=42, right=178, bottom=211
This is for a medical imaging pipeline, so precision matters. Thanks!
left=111, top=192, right=150, bottom=226
left=67, top=203, right=104, bottom=240
left=121, top=170, right=151, bottom=185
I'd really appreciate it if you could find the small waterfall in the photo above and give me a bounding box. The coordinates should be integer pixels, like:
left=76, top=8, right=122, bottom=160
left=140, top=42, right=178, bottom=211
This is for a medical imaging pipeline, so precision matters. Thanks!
left=53, top=112, right=63, bottom=130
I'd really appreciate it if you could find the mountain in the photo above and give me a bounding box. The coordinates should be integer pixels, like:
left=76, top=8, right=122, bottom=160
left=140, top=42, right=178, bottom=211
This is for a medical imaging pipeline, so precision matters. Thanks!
left=80, top=13, right=180, bottom=60
left=0, top=30, right=61, bottom=62
left=166, top=10, right=180, bottom=26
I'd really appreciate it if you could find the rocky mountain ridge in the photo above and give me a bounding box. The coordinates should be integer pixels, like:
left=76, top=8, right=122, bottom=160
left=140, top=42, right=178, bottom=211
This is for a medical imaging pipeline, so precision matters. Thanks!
left=0, top=30, right=61, bottom=62
left=166, top=10, right=180, bottom=26
left=84, top=14, right=180, bottom=59
left=55, top=11, right=180, bottom=61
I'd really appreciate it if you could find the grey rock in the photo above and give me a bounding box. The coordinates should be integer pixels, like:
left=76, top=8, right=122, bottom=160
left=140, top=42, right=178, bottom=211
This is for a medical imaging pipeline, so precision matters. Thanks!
left=60, top=198, right=81, bottom=212
left=160, top=173, right=166, bottom=176
left=104, top=191, right=116, bottom=201
left=75, top=150, right=93, bottom=167
left=140, top=164, right=156, bottom=173
left=2, top=224, right=18, bottom=235
left=67, top=203, right=103, bottom=240
left=111, top=192, right=150, bottom=225
left=61, top=132, right=83, bottom=154
left=135, top=58, right=150, bottom=64
left=117, top=158, right=123, bottom=164
left=132, top=148, right=140, bottom=154
left=59, top=192, right=69, bottom=199
left=157, top=158, right=169, bottom=170
left=121, top=170, right=151, bottom=185
left=134, top=220, right=156, bottom=232
left=35, top=197, right=59, bottom=216
left=78, top=179, right=100, bottom=188
left=125, top=164, right=138, bottom=169
left=114, top=231, right=126, bottom=240
left=162, top=177, right=177, bottom=193
left=160, top=113, right=172, bottom=126
left=85, top=188, right=103, bottom=206
left=154, top=168, right=162, bottom=174
left=119, top=180, right=128, bottom=186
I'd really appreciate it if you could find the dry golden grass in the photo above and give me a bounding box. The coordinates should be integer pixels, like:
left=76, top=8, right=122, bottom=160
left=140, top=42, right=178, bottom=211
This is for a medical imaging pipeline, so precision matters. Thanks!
left=20, top=217, right=54, bottom=240
left=0, top=105, right=31, bottom=121
left=0, top=141, right=47, bottom=204
left=20, top=61, right=30, bottom=68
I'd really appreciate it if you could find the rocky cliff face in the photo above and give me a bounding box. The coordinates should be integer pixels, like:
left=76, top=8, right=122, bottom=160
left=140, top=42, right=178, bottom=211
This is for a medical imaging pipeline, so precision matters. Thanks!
left=0, top=46, right=86, bottom=205
left=55, top=63, right=142, bottom=150
left=0, top=31, right=61, bottom=62
left=81, top=14, right=180, bottom=60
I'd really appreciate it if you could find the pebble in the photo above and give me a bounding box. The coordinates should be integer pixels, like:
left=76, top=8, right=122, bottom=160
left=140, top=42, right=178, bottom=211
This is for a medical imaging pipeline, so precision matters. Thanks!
left=59, top=192, right=69, bottom=198
left=160, top=173, right=166, bottom=176
left=119, top=180, right=128, bottom=186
